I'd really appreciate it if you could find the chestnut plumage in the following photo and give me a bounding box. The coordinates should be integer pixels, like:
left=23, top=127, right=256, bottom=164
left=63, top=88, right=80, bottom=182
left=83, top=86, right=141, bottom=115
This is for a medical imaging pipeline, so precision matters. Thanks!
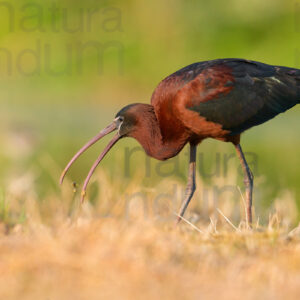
left=61, top=58, right=300, bottom=226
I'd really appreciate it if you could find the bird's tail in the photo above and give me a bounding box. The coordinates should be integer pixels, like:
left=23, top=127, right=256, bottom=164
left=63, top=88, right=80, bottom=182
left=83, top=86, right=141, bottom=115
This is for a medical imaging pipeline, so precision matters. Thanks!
left=288, top=68, right=300, bottom=103
left=276, top=66, right=300, bottom=102
left=297, top=74, right=300, bottom=103
left=293, top=68, right=300, bottom=102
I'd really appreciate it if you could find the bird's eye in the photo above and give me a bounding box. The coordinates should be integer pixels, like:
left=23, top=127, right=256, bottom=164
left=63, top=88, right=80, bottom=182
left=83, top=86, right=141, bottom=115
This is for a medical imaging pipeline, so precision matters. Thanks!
left=119, top=116, right=124, bottom=122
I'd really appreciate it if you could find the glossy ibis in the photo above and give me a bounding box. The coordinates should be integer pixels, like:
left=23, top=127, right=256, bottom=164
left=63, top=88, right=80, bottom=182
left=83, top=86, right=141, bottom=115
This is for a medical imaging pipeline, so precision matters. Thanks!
left=60, top=58, right=300, bottom=226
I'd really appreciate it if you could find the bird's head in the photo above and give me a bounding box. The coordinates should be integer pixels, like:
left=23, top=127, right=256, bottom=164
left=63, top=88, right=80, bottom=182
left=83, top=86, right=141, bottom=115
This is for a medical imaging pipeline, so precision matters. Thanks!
left=114, top=103, right=139, bottom=136
left=60, top=103, right=151, bottom=202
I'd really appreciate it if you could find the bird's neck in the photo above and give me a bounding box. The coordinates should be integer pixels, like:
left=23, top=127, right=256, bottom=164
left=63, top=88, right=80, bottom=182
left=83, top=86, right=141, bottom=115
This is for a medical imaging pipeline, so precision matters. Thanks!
left=129, top=105, right=187, bottom=160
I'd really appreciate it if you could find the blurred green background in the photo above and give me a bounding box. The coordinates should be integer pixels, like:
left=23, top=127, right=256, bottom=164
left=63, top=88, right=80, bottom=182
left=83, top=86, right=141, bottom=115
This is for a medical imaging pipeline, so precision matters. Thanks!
left=0, top=0, right=300, bottom=222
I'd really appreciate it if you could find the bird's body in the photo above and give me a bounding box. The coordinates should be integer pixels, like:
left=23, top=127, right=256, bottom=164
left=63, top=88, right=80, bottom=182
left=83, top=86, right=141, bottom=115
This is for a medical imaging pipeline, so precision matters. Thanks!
left=61, top=58, right=300, bottom=226
left=152, top=58, right=300, bottom=151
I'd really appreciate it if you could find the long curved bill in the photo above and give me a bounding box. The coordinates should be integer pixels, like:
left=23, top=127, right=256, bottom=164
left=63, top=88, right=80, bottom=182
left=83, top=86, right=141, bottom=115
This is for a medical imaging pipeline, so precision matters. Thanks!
left=60, top=121, right=120, bottom=201
left=80, top=133, right=119, bottom=203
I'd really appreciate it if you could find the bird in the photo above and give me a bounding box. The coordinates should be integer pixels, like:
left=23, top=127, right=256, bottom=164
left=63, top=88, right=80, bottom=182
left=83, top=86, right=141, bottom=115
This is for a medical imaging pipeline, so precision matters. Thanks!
left=60, top=58, right=300, bottom=226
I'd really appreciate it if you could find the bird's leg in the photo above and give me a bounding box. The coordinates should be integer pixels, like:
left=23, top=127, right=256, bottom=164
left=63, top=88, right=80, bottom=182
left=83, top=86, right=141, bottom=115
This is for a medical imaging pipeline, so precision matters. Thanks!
left=176, top=144, right=197, bottom=224
left=235, top=144, right=254, bottom=227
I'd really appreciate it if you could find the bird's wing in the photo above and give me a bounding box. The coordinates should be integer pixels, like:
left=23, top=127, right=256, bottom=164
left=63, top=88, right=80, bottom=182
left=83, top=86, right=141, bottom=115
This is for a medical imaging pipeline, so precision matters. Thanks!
left=171, top=59, right=300, bottom=135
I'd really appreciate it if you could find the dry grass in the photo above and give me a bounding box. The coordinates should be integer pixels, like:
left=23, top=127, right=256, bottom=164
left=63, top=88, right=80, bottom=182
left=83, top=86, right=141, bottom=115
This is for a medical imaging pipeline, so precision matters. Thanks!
left=1, top=170, right=300, bottom=300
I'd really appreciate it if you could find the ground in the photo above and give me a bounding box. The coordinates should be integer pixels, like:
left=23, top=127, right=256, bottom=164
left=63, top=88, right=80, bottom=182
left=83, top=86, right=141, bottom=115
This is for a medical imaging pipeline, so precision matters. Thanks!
left=1, top=218, right=300, bottom=300
left=1, top=173, right=300, bottom=300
